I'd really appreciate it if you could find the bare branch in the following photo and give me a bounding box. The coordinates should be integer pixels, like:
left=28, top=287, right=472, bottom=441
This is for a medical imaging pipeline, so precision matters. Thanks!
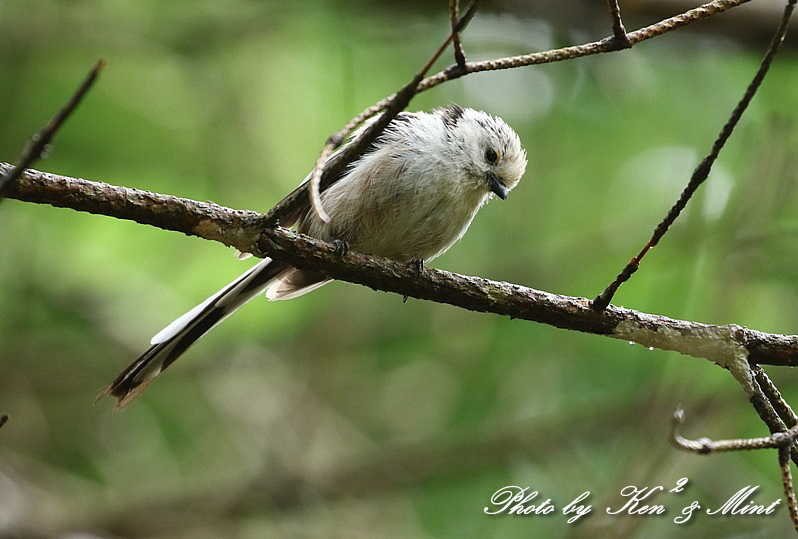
left=6, top=163, right=798, bottom=370
left=749, top=365, right=798, bottom=466
left=306, top=74, right=421, bottom=225
left=274, top=0, right=480, bottom=228
left=673, top=405, right=798, bottom=528
left=0, top=165, right=263, bottom=249
left=0, top=59, right=105, bottom=199
left=449, top=0, right=469, bottom=66
left=591, top=0, right=797, bottom=310
left=414, top=0, right=753, bottom=95
left=670, top=407, right=798, bottom=453
left=780, top=445, right=798, bottom=532
left=262, top=0, right=739, bottom=229
left=607, top=0, right=632, bottom=48
left=754, top=365, right=798, bottom=428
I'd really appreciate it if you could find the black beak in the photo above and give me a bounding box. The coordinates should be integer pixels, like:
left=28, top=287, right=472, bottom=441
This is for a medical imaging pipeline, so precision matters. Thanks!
left=486, top=171, right=509, bottom=200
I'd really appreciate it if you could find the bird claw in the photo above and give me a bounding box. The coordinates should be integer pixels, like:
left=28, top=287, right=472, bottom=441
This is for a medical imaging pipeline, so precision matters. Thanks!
left=332, top=239, right=349, bottom=258
left=408, top=257, right=425, bottom=273
left=402, top=258, right=425, bottom=303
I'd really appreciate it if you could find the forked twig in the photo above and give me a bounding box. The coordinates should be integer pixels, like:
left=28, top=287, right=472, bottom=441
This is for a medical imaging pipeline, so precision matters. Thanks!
left=591, top=0, right=796, bottom=311
left=0, top=59, right=105, bottom=199
left=672, top=407, right=798, bottom=531
left=670, top=407, right=797, bottom=453
left=263, top=0, right=748, bottom=230
left=607, top=0, right=632, bottom=48
left=415, top=0, right=752, bottom=92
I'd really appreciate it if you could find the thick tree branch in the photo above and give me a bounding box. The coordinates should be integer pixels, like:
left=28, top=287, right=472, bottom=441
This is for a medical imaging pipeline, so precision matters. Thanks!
left=2, top=164, right=264, bottom=249
left=5, top=163, right=798, bottom=370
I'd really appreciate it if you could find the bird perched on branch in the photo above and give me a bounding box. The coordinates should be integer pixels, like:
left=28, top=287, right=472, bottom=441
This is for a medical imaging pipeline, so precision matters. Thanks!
left=103, top=105, right=527, bottom=407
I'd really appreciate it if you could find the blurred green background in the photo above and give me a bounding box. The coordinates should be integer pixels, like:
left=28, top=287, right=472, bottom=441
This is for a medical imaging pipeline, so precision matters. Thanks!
left=3, top=0, right=798, bottom=537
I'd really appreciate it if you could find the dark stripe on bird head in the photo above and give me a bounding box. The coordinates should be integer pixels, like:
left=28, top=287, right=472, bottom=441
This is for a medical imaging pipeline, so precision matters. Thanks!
left=440, top=104, right=465, bottom=131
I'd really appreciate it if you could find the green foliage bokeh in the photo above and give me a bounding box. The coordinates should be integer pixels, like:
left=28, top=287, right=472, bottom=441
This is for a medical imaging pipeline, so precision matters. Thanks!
left=2, top=1, right=798, bottom=537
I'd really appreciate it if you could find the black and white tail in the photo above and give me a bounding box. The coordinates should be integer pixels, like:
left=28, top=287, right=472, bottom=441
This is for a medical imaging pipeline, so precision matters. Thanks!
left=102, top=258, right=328, bottom=408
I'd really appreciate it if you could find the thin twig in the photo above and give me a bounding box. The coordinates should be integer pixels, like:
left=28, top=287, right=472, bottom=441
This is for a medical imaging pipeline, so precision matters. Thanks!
left=415, top=0, right=752, bottom=93
left=305, top=0, right=480, bottom=224
left=671, top=408, right=798, bottom=453
left=306, top=74, right=421, bottom=225
left=754, top=365, right=798, bottom=428
left=0, top=59, right=105, bottom=199
left=681, top=368, right=798, bottom=466
left=750, top=365, right=798, bottom=466
left=674, top=404, right=798, bottom=528
left=261, top=0, right=746, bottom=228
left=780, top=445, right=798, bottom=533
left=449, top=0, right=468, bottom=67
left=607, top=0, right=632, bottom=47
left=750, top=373, right=798, bottom=467
left=306, top=146, right=335, bottom=224
left=591, top=0, right=796, bottom=311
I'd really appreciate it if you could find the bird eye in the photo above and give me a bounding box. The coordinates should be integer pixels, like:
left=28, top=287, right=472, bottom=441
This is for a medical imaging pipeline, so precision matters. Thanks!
left=484, top=147, right=499, bottom=165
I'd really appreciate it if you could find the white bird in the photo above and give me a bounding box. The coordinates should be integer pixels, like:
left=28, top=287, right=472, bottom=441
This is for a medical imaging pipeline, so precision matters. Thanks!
left=104, top=105, right=527, bottom=407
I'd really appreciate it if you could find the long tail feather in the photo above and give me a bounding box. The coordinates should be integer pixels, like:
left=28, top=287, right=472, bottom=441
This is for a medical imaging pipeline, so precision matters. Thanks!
left=102, top=257, right=291, bottom=408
